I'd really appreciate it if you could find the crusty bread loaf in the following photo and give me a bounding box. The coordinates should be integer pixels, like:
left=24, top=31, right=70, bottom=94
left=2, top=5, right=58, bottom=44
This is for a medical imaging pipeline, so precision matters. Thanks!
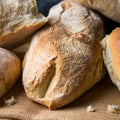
left=0, top=0, right=48, bottom=49
left=0, top=48, right=21, bottom=98
left=22, top=1, right=104, bottom=109
left=101, top=28, right=120, bottom=90
left=12, top=35, right=33, bottom=61
left=70, top=0, right=120, bottom=23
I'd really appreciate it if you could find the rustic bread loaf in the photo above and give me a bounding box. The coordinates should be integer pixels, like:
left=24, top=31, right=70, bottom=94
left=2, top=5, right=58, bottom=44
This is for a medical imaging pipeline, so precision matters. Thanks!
left=71, top=0, right=120, bottom=23
left=12, top=35, right=33, bottom=61
left=22, top=1, right=104, bottom=109
left=101, top=28, right=120, bottom=90
left=0, top=0, right=48, bottom=49
left=0, top=48, right=21, bottom=98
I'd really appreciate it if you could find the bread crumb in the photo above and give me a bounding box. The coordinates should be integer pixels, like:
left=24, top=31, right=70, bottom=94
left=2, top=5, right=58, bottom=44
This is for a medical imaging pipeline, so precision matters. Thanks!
left=87, top=105, right=95, bottom=112
left=4, top=96, right=17, bottom=105
left=107, top=104, right=119, bottom=113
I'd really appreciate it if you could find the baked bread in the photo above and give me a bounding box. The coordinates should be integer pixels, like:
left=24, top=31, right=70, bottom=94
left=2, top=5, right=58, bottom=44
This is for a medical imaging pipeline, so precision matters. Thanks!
left=12, top=35, right=33, bottom=61
left=0, top=0, right=48, bottom=49
left=70, top=0, right=120, bottom=23
left=101, top=28, right=120, bottom=90
left=0, top=48, right=21, bottom=98
left=23, top=1, right=104, bottom=109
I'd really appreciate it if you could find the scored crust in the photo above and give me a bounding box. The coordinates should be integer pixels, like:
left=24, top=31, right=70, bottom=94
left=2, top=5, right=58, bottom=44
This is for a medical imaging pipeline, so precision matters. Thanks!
left=23, top=1, right=104, bottom=109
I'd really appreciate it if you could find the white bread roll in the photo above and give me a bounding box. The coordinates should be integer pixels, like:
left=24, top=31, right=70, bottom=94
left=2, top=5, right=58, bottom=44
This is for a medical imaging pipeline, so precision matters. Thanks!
left=0, top=48, right=21, bottom=98
left=23, top=1, right=104, bottom=109
left=0, top=0, right=48, bottom=49
left=70, top=0, right=120, bottom=23
left=101, top=28, right=120, bottom=90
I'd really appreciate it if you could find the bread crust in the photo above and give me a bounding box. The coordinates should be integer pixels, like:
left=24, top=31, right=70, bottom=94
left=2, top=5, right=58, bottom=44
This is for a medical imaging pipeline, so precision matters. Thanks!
left=0, top=0, right=47, bottom=49
left=72, top=0, right=120, bottom=23
left=23, top=1, right=104, bottom=109
left=101, top=28, right=120, bottom=90
left=0, top=48, right=21, bottom=98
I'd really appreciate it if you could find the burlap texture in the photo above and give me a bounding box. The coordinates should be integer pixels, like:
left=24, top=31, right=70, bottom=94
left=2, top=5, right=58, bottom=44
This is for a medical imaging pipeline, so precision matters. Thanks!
left=0, top=75, right=120, bottom=120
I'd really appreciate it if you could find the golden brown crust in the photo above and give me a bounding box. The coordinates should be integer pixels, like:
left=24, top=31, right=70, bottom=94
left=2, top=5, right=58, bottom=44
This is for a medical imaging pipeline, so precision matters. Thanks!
left=0, top=48, right=21, bottom=98
left=0, top=0, right=48, bottom=49
left=109, top=28, right=120, bottom=79
left=23, top=1, right=104, bottom=109
left=101, top=27, right=120, bottom=90
left=0, top=21, right=47, bottom=49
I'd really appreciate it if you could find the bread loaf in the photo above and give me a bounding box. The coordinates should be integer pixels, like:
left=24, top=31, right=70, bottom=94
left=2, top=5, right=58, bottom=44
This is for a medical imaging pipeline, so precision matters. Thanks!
left=0, top=48, right=21, bottom=98
left=12, top=35, right=33, bottom=61
left=71, top=0, right=120, bottom=23
left=0, top=0, right=48, bottom=49
left=23, top=1, right=104, bottom=109
left=101, top=28, right=120, bottom=90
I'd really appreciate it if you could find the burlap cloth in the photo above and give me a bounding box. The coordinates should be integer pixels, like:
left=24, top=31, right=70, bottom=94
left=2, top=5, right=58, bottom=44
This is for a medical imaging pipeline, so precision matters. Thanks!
left=0, top=74, right=120, bottom=120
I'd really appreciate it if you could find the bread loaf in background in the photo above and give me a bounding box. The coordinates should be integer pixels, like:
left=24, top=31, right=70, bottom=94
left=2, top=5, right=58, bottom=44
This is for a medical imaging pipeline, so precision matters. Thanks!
left=0, top=48, right=21, bottom=98
left=70, top=0, right=120, bottom=23
left=12, top=34, right=33, bottom=61
left=22, top=1, right=105, bottom=109
left=101, top=28, right=120, bottom=90
left=0, top=0, right=48, bottom=49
